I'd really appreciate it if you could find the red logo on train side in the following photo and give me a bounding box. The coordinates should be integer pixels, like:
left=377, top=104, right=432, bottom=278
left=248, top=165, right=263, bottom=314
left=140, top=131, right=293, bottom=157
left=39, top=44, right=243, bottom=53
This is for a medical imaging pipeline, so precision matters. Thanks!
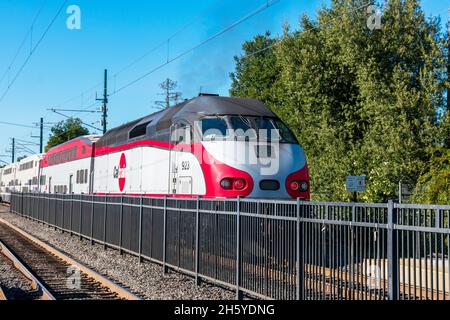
left=113, top=153, right=127, bottom=192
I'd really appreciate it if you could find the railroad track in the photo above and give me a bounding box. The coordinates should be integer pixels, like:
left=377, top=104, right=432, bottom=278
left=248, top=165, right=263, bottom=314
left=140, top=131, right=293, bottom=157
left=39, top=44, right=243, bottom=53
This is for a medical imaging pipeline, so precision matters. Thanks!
left=0, top=218, right=142, bottom=300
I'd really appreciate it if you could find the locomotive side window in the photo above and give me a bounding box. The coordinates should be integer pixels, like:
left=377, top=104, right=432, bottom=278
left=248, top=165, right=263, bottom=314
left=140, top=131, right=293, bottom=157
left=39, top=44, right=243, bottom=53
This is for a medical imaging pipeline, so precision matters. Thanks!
left=129, top=121, right=151, bottom=140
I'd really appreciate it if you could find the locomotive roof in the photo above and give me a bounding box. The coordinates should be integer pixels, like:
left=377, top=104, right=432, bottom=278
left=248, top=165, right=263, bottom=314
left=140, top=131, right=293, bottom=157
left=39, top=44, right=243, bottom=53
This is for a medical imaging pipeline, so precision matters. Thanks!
left=97, top=96, right=276, bottom=147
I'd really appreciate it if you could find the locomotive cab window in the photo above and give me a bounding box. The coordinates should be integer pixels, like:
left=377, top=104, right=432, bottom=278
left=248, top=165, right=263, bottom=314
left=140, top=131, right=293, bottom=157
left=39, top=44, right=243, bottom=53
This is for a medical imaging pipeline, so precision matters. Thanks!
left=201, top=117, right=229, bottom=141
left=230, top=116, right=257, bottom=140
left=255, top=118, right=298, bottom=144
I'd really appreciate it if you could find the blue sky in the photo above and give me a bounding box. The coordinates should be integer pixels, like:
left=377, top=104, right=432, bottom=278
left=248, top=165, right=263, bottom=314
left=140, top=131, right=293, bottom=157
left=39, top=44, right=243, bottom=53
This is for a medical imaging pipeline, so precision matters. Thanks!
left=0, top=0, right=449, bottom=161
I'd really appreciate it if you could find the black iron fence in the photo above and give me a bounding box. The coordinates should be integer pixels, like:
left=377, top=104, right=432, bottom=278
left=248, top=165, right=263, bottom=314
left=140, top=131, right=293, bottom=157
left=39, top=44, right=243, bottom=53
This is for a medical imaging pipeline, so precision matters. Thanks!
left=9, top=192, right=450, bottom=300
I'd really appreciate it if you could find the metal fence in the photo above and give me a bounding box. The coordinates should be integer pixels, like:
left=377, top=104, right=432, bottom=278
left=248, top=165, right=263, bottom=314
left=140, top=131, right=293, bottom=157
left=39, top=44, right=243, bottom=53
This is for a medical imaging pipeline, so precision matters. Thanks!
left=9, top=192, right=450, bottom=300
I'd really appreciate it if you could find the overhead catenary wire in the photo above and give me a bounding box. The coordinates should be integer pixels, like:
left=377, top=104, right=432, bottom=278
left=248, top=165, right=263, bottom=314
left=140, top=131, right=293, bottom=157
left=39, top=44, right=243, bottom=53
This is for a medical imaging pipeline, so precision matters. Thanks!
left=45, top=0, right=228, bottom=113
left=112, top=0, right=280, bottom=96
left=0, top=120, right=50, bottom=130
left=242, top=1, right=373, bottom=60
left=28, top=0, right=277, bottom=152
left=0, top=0, right=68, bottom=106
left=0, top=0, right=48, bottom=87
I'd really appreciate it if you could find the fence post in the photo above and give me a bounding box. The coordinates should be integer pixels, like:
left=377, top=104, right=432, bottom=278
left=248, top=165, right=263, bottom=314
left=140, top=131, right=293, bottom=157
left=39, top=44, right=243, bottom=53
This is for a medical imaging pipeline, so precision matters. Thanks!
left=70, top=194, right=73, bottom=236
left=61, top=194, right=65, bottom=233
left=20, top=192, right=24, bottom=217
left=53, top=195, right=57, bottom=230
left=138, top=195, right=143, bottom=263
left=387, top=200, right=398, bottom=300
left=195, top=197, right=200, bottom=285
left=163, top=196, right=168, bottom=274
left=103, top=194, right=107, bottom=250
left=90, top=194, right=94, bottom=245
left=350, top=204, right=356, bottom=300
left=119, top=195, right=124, bottom=255
left=236, top=196, right=242, bottom=300
left=79, top=195, right=83, bottom=240
left=296, top=198, right=304, bottom=300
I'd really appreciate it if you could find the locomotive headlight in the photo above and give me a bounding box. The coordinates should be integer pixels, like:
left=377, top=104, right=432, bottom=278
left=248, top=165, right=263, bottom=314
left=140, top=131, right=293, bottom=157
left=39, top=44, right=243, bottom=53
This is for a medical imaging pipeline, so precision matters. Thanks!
left=220, top=178, right=233, bottom=190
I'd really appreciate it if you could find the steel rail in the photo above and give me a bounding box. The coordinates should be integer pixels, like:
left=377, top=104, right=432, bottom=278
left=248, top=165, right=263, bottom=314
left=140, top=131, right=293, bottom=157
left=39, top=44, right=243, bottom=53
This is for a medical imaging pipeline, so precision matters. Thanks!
left=0, top=239, right=55, bottom=300
left=0, top=218, right=142, bottom=300
left=0, top=285, right=7, bottom=300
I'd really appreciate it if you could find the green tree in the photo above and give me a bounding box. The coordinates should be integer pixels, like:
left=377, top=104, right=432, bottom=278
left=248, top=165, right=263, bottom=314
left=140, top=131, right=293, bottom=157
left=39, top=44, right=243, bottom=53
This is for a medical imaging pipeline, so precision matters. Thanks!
left=230, top=0, right=447, bottom=202
left=412, top=148, right=450, bottom=204
left=46, top=118, right=89, bottom=152
left=230, top=32, right=282, bottom=109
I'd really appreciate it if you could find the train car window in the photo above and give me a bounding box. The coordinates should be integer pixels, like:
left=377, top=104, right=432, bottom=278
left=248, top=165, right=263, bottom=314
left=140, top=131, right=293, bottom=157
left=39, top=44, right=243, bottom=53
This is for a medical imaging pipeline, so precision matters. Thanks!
left=201, top=118, right=228, bottom=140
left=129, top=121, right=151, bottom=140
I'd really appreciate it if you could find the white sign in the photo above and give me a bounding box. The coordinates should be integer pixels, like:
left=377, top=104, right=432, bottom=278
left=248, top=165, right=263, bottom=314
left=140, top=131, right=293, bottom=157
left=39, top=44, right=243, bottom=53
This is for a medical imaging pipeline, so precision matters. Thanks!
left=346, top=176, right=366, bottom=193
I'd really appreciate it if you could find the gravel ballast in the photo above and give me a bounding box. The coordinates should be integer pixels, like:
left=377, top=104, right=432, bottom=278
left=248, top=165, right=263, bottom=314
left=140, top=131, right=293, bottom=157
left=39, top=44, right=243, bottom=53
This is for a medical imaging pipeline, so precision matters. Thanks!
left=0, top=206, right=235, bottom=300
left=0, top=248, right=35, bottom=300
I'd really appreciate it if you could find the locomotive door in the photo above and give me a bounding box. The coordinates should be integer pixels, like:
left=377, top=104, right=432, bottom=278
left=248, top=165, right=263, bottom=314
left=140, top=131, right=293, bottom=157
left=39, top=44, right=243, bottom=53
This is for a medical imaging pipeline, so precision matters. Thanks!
left=169, top=122, right=192, bottom=195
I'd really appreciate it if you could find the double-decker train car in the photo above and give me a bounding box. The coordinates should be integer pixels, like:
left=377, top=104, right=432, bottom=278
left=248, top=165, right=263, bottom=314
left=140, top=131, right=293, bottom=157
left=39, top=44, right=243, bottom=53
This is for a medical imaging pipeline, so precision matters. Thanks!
left=39, top=135, right=101, bottom=194
left=16, top=154, right=44, bottom=193
left=0, top=162, right=17, bottom=202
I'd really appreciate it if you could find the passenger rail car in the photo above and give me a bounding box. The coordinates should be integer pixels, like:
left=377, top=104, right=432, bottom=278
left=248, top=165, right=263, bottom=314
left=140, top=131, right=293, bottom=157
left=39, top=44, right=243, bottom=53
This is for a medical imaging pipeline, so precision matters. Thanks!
left=2, top=96, right=310, bottom=200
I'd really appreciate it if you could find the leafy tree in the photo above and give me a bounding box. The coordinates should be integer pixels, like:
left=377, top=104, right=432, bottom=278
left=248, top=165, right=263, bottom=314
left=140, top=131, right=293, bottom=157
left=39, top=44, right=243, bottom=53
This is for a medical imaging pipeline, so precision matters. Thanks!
left=230, top=32, right=282, bottom=109
left=45, top=118, right=89, bottom=152
left=230, top=0, right=447, bottom=202
left=412, top=148, right=450, bottom=204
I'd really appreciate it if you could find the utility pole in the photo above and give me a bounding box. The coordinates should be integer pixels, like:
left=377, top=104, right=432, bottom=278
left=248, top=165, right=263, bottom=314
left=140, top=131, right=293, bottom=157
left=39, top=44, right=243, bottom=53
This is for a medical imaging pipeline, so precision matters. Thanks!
left=447, top=11, right=450, bottom=111
left=165, top=78, right=170, bottom=109
left=11, top=138, right=15, bottom=163
left=39, top=117, right=43, bottom=153
left=97, top=69, right=108, bottom=134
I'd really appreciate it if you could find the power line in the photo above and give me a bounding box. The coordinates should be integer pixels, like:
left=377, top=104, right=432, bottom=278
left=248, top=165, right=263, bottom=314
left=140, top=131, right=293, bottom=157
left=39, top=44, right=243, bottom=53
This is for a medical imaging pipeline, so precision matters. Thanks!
left=0, top=0, right=48, bottom=87
left=0, top=120, right=47, bottom=130
left=1, top=0, right=276, bottom=155
left=242, top=2, right=373, bottom=60
left=46, top=0, right=227, bottom=112
left=49, top=109, right=102, bottom=132
left=0, top=0, right=68, bottom=105
left=112, top=0, right=279, bottom=96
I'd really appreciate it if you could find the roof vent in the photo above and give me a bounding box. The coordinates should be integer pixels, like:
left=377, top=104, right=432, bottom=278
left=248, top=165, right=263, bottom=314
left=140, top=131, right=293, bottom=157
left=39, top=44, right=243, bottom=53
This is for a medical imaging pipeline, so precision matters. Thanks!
left=198, top=93, right=219, bottom=97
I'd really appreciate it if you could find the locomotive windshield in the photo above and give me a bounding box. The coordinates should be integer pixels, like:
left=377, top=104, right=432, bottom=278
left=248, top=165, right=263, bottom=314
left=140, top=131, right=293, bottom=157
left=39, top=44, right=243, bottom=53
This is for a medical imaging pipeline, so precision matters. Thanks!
left=201, top=116, right=298, bottom=144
